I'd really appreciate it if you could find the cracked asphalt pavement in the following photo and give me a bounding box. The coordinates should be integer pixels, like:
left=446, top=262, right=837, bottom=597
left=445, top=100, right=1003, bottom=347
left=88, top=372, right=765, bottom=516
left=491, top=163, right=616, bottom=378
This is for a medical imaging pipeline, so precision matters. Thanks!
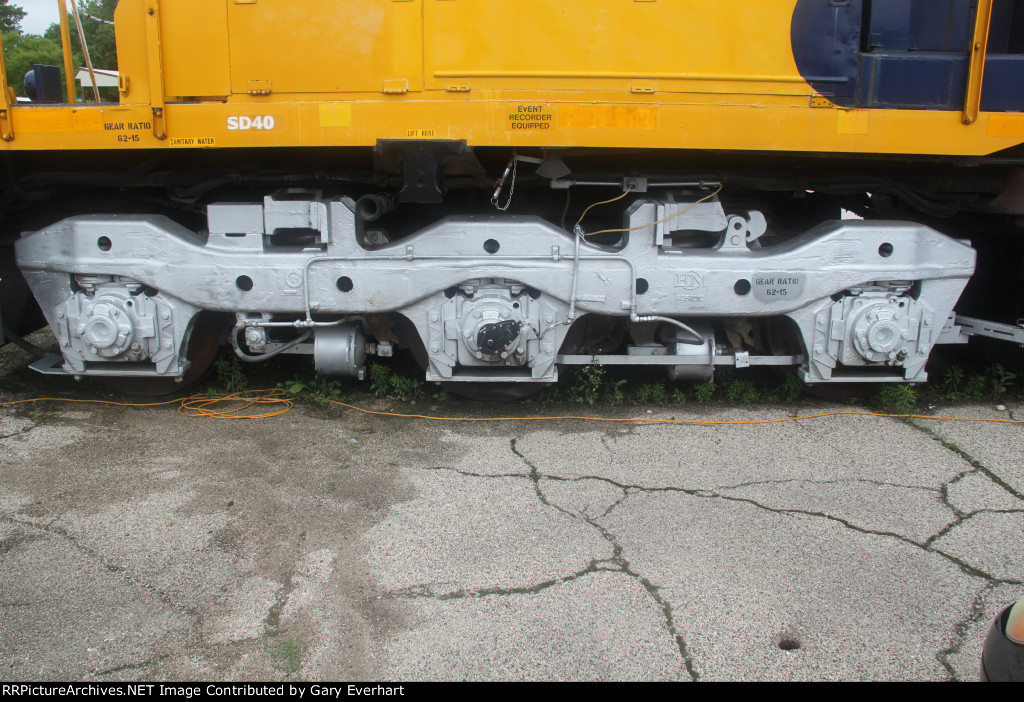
left=1, top=381, right=1022, bottom=681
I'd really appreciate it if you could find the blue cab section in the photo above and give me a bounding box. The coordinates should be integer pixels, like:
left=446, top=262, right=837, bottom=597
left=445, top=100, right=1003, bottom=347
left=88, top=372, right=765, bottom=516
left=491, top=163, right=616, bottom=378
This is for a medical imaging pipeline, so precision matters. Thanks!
left=791, top=0, right=1024, bottom=111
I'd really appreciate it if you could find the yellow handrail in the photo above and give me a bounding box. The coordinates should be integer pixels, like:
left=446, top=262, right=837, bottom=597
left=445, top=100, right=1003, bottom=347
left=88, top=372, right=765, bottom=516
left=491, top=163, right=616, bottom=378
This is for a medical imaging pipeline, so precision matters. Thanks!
left=963, top=0, right=994, bottom=125
left=58, top=0, right=77, bottom=102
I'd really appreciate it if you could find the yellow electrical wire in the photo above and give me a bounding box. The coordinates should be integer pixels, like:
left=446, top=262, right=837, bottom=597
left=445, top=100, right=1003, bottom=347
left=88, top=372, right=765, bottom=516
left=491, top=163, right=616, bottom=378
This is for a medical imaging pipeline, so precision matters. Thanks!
left=574, top=187, right=633, bottom=230
left=584, top=183, right=725, bottom=237
left=178, top=390, right=296, bottom=419
left=0, top=389, right=296, bottom=420
left=0, top=393, right=1020, bottom=425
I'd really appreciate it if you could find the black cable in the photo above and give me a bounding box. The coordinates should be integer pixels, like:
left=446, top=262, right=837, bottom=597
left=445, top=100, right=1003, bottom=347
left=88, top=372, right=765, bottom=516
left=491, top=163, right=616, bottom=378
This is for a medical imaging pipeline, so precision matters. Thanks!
left=1, top=324, right=49, bottom=358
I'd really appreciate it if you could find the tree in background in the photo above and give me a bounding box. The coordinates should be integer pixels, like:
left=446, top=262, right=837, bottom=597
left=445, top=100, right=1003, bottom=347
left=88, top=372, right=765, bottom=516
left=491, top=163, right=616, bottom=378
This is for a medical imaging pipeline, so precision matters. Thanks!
left=49, top=0, right=118, bottom=74
left=0, top=0, right=26, bottom=33
left=2, top=0, right=117, bottom=100
left=2, top=31, right=63, bottom=96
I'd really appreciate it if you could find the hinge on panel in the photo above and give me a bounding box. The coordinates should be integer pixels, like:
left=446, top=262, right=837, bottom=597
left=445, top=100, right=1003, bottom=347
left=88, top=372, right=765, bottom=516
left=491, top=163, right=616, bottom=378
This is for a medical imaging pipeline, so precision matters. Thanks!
left=810, top=96, right=833, bottom=108
left=0, top=109, right=12, bottom=142
left=0, top=86, right=13, bottom=141
left=247, top=80, right=272, bottom=96
left=446, top=83, right=471, bottom=93
left=152, top=107, right=166, bottom=140
left=382, top=79, right=409, bottom=95
left=630, top=79, right=656, bottom=94
left=118, top=74, right=130, bottom=97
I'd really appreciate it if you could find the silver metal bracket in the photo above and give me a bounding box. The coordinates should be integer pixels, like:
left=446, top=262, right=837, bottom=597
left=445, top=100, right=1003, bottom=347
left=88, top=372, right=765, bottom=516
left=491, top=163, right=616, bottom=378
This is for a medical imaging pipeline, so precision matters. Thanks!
left=955, top=316, right=1024, bottom=345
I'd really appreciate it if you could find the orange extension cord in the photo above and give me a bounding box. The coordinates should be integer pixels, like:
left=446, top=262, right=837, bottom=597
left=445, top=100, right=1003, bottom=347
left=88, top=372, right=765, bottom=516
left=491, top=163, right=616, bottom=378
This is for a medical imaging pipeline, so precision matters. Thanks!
left=0, top=391, right=1022, bottom=425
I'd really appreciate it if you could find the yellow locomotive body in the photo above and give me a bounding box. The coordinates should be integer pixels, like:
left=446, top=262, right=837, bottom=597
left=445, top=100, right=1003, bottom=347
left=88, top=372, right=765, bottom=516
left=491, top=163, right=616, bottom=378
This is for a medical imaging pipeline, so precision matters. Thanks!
left=1, top=0, right=1022, bottom=155
left=3, top=0, right=1024, bottom=396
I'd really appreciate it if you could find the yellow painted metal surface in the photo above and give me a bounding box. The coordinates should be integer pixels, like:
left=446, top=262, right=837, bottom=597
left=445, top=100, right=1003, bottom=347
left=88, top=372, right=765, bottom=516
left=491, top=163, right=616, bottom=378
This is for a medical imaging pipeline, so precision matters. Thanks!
left=1, top=0, right=1021, bottom=158
left=225, top=0, right=422, bottom=95
left=423, top=0, right=809, bottom=97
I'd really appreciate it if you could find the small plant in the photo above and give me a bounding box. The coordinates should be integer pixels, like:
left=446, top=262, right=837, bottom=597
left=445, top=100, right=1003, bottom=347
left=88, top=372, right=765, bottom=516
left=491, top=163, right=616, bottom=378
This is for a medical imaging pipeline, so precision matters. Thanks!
left=604, top=378, right=628, bottom=404
left=671, top=386, right=689, bottom=404
left=270, top=639, right=302, bottom=676
left=215, top=355, right=248, bottom=393
left=722, top=377, right=760, bottom=403
left=985, top=363, right=1016, bottom=398
left=279, top=375, right=342, bottom=404
left=878, top=384, right=918, bottom=414
left=777, top=374, right=804, bottom=402
left=308, top=375, right=342, bottom=404
left=369, top=363, right=424, bottom=402
left=369, top=363, right=391, bottom=397
left=568, top=359, right=605, bottom=405
left=693, top=381, right=716, bottom=403
left=634, top=382, right=667, bottom=404
left=941, top=367, right=966, bottom=401
left=282, top=377, right=309, bottom=396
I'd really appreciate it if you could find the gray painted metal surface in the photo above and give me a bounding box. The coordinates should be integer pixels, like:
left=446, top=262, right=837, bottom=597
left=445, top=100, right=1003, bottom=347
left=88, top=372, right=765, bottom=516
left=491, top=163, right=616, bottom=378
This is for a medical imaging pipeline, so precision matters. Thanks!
left=14, top=194, right=975, bottom=384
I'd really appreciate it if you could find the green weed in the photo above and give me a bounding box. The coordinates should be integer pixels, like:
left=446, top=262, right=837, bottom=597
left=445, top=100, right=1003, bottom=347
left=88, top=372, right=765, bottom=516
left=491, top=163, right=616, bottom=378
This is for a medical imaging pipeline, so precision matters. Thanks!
left=777, top=374, right=804, bottom=402
left=369, top=363, right=424, bottom=402
left=603, top=378, right=629, bottom=404
left=722, top=377, right=760, bottom=403
left=693, top=381, right=716, bottom=403
left=878, top=384, right=918, bottom=414
left=280, top=375, right=343, bottom=404
left=215, top=356, right=248, bottom=394
left=984, top=364, right=1016, bottom=398
left=932, top=363, right=1017, bottom=403
left=568, top=360, right=605, bottom=405
left=634, top=382, right=667, bottom=404
left=270, top=639, right=302, bottom=676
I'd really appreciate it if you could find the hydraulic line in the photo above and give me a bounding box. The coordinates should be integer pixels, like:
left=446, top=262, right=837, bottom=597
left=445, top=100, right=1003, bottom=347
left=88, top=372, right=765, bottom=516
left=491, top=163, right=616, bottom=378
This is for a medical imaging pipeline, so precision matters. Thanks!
left=231, top=327, right=312, bottom=362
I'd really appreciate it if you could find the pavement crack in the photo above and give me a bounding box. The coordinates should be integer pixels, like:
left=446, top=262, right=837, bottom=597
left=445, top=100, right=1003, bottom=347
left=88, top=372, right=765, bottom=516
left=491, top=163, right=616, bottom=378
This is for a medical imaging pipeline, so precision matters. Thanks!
left=537, top=471, right=1022, bottom=586
left=512, top=437, right=578, bottom=519
left=92, top=654, right=169, bottom=678
left=936, top=582, right=996, bottom=681
left=0, top=425, right=34, bottom=441
left=925, top=514, right=969, bottom=549
left=598, top=490, right=632, bottom=520
left=711, top=477, right=942, bottom=494
left=908, top=420, right=1024, bottom=502
left=387, top=566, right=600, bottom=602
left=581, top=515, right=699, bottom=681
left=0, top=514, right=203, bottom=624
left=512, top=436, right=698, bottom=679
left=264, top=572, right=297, bottom=635
left=421, top=465, right=530, bottom=481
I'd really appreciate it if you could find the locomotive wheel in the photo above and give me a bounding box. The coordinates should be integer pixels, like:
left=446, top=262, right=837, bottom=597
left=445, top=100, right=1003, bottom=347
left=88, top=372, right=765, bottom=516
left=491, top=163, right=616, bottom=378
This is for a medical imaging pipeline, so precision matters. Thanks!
left=97, top=313, right=227, bottom=397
